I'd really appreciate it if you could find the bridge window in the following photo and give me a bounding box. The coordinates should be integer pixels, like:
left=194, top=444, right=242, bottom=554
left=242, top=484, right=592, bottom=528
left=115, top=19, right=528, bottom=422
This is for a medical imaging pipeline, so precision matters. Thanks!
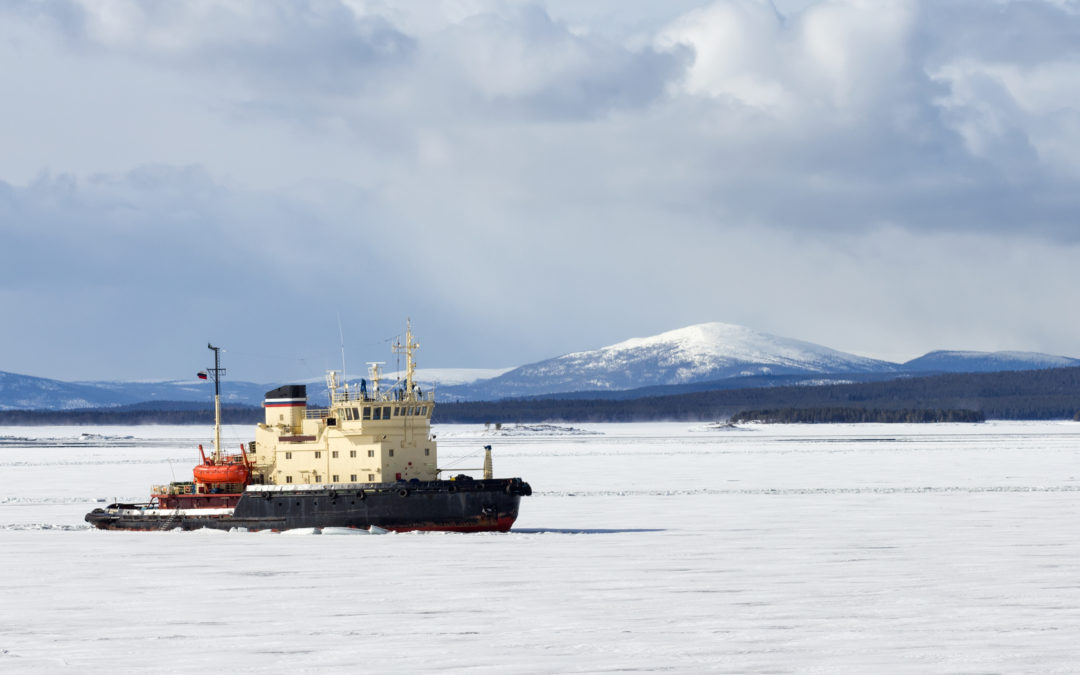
left=368, top=474, right=375, bottom=481
left=285, top=452, right=292, bottom=460
left=350, top=450, right=356, bottom=458
left=363, top=406, right=371, bottom=420
left=344, top=408, right=353, bottom=421
left=383, top=406, right=391, bottom=419
left=352, top=407, right=360, bottom=420
left=350, top=474, right=357, bottom=482
left=315, top=475, right=321, bottom=483
left=315, top=451, right=321, bottom=459
left=368, top=450, right=374, bottom=457
left=373, top=407, right=381, bottom=420
left=389, top=449, right=394, bottom=457
left=332, top=451, right=338, bottom=458
left=286, top=476, right=293, bottom=483
left=332, top=475, right=339, bottom=482
left=425, top=448, right=430, bottom=456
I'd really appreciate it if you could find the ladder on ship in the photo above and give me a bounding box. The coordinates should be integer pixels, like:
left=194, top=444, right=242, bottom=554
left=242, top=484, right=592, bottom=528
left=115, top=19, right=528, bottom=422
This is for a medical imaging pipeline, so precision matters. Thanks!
left=158, top=509, right=182, bottom=531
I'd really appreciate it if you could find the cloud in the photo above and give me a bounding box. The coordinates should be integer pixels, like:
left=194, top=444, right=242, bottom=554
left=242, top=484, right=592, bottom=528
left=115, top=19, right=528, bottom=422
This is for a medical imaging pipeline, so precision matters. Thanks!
left=419, top=5, right=687, bottom=119
left=2, top=0, right=1080, bottom=379
left=657, top=0, right=919, bottom=113
left=22, top=0, right=416, bottom=91
left=10, top=0, right=683, bottom=121
left=647, top=0, right=1080, bottom=240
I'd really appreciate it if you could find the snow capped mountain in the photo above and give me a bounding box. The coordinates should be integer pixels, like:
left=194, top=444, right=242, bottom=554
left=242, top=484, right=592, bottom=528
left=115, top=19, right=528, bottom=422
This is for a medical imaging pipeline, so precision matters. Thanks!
left=444, top=322, right=899, bottom=400
left=4, top=324, right=1079, bottom=409
left=902, top=350, right=1080, bottom=373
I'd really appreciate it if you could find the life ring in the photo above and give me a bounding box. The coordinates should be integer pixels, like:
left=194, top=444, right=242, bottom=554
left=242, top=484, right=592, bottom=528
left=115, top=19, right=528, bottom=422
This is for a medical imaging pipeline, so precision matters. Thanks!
left=398, top=488, right=409, bottom=498
left=327, top=490, right=337, bottom=499
left=356, top=490, right=366, bottom=501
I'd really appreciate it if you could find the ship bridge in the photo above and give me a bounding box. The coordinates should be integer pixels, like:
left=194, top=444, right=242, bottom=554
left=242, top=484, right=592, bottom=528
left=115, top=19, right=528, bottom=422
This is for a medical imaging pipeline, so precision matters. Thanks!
left=249, top=323, right=440, bottom=486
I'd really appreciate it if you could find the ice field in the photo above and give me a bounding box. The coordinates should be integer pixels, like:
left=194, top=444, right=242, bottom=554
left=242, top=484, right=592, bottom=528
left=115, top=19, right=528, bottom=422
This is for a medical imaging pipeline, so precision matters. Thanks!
left=2, top=421, right=1080, bottom=673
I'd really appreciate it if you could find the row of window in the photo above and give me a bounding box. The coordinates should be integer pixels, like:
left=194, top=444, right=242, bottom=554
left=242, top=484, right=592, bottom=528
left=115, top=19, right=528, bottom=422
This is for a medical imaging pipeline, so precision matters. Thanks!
left=341, top=405, right=431, bottom=421
left=283, top=473, right=376, bottom=484
left=284, top=450, right=378, bottom=460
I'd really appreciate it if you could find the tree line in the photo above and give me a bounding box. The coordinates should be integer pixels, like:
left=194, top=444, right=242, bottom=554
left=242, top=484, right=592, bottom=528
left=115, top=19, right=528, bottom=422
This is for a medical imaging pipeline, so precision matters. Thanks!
left=0, top=405, right=263, bottom=426
left=730, top=408, right=986, bottom=424
left=1, top=367, right=1078, bottom=425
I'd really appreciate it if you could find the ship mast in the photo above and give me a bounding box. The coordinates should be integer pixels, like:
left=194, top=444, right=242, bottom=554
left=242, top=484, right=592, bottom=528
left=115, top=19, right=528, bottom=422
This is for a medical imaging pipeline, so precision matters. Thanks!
left=207, top=344, right=225, bottom=463
left=392, top=319, right=420, bottom=400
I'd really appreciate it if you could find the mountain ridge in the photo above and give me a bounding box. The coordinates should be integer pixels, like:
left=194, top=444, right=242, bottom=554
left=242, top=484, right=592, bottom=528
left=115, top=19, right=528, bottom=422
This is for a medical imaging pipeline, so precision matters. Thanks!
left=441, top=322, right=900, bottom=400
left=2, top=322, right=1077, bottom=410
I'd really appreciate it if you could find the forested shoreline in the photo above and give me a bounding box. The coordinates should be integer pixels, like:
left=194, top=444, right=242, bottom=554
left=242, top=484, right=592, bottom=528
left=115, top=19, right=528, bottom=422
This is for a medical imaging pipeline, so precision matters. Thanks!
left=730, top=408, right=986, bottom=424
left=1, top=367, right=1078, bottom=425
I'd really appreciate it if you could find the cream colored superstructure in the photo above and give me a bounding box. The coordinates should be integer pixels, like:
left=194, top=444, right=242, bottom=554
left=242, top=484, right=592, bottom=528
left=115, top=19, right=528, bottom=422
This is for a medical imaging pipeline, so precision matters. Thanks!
left=249, top=323, right=439, bottom=486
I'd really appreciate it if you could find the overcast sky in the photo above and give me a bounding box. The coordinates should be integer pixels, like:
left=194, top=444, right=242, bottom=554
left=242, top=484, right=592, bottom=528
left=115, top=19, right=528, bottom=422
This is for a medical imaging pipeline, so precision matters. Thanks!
left=2, top=0, right=1079, bottom=382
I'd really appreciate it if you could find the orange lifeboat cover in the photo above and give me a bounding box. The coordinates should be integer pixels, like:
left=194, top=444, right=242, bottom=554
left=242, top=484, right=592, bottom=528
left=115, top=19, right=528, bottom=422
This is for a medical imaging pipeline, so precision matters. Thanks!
left=193, top=462, right=250, bottom=484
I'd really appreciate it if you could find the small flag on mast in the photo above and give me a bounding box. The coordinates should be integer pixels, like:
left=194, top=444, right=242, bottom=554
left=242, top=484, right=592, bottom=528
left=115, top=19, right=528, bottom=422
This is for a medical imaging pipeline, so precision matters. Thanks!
left=197, top=371, right=208, bottom=380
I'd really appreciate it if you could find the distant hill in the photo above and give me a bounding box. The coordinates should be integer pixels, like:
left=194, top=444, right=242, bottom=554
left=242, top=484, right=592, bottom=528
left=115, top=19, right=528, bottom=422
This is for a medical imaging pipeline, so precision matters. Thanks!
left=902, top=350, right=1080, bottom=373
left=0, top=370, right=269, bottom=411
left=0, top=368, right=509, bottom=411
left=443, top=322, right=899, bottom=399
left=3, top=322, right=1078, bottom=410
left=0, top=371, right=130, bottom=410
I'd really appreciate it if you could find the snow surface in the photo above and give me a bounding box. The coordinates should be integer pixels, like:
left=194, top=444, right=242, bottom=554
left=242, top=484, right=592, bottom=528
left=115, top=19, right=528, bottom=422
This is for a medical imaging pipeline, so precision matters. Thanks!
left=2, top=421, right=1080, bottom=672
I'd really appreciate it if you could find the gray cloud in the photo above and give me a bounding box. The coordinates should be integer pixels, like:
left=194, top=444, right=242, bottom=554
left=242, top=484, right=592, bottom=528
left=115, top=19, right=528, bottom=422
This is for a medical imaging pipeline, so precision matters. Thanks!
left=919, top=1, right=1080, bottom=66
left=16, top=0, right=416, bottom=90
left=1, top=0, right=1079, bottom=380
left=418, top=5, right=689, bottom=120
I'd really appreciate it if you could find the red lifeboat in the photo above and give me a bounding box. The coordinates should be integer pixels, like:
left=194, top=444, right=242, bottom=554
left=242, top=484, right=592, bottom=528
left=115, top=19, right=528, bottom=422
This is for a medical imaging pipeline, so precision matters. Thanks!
left=192, top=444, right=251, bottom=486
left=193, top=461, right=250, bottom=484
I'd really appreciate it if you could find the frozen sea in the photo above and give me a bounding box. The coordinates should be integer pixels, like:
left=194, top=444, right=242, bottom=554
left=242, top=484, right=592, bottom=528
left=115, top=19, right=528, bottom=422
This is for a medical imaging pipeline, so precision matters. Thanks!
left=1, top=421, right=1079, bottom=673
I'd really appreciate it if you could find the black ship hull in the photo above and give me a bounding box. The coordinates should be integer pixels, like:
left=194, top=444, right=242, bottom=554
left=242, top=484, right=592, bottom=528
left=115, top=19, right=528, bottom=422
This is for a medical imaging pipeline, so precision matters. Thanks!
left=85, top=478, right=531, bottom=533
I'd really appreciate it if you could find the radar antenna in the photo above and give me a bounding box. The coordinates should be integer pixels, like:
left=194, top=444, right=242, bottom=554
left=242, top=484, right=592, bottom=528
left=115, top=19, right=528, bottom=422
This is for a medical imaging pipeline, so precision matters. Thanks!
left=392, top=318, right=420, bottom=400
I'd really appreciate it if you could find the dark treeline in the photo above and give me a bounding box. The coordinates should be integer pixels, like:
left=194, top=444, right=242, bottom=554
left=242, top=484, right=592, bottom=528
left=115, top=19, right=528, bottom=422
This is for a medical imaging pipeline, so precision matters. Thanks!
left=731, top=408, right=986, bottom=424
left=0, top=406, right=263, bottom=426
left=2, top=367, right=1079, bottom=425
left=433, top=367, right=1080, bottom=423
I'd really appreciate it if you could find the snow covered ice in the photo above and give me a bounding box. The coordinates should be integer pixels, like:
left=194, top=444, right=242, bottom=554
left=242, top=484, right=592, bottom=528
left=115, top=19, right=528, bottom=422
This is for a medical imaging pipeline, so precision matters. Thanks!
left=2, top=421, right=1080, bottom=672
